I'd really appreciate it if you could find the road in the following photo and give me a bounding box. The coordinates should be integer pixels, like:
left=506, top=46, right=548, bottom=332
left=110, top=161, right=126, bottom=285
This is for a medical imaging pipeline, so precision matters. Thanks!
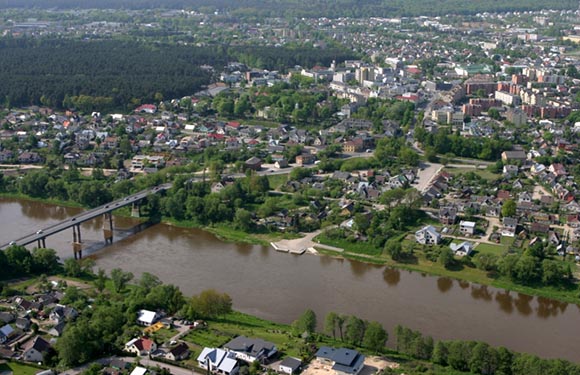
left=60, top=356, right=200, bottom=375
left=0, top=183, right=172, bottom=249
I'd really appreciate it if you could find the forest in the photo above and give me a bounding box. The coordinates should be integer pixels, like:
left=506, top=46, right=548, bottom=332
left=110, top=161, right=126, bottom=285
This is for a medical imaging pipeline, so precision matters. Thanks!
left=0, top=0, right=576, bottom=17
left=0, top=39, right=356, bottom=110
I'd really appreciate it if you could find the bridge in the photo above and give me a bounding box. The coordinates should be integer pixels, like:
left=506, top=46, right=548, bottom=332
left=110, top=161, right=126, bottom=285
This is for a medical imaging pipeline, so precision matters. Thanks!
left=1, top=183, right=172, bottom=258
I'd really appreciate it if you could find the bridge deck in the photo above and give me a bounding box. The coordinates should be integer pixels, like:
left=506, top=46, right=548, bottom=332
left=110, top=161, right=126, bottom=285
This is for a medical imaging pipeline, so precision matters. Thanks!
left=1, top=183, right=172, bottom=249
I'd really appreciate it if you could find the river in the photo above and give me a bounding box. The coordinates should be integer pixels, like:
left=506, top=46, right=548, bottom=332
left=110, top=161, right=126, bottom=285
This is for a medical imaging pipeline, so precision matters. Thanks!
left=2, top=197, right=580, bottom=362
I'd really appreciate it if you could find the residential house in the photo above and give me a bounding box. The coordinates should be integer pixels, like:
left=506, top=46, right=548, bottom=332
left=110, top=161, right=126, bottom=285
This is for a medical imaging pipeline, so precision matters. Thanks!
left=439, top=207, right=457, bottom=225
left=18, top=151, right=42, bottom=164
left=197, top=347, right=239, bottom=375
left=136, top=309, right=159, bottom=326
left=501, top=150, right=526, bottom=164
left=15, top=317, right=31, bottom=331
left=415, top=225, right=441, bottom=245
left=22, top=336, right=51, bottom=363
left=0, top=324, right=14, bottom=344
left=124, top=337, right=157, bottom=356
left=244, top=157, right=262, bottom=171
left=502, top=217, right=518, bottom=237
left=315, top=347, right=365, bottom=375
left=130, top=366, right=149, bottom=375
left=518, top=192, right=532, bottom=204
left=296, top=153, right=315, bottom=166
left=0, top=312, right=15, bottom=324
left=450, top=241, right=473, bottom=257
left=48, top=321, right=66, bottom=337
left=503, top=165, right=519, bottom=178
left=459, top=221, right=476, bottom=235
left=275, top=159, right=289, bottom=169
left=223, top=336, right=278, bottom=364
left=166, top=343, right=190, bottom=361
left=530, top=222, right=550, bottom=234
left=49, top=305, right=78, bottom=323
left=279, top=357, right=302, bottom=374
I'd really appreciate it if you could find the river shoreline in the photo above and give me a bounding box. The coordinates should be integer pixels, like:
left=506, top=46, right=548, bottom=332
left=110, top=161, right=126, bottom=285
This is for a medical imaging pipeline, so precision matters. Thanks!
left=3, top=193, right=579, bottom=306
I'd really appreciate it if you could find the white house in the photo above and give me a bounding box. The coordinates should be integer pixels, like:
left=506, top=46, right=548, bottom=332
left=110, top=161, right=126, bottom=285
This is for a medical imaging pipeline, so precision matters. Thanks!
left=124, top=337, right=157, bottom=356
left=459, top=221, right=476, bottom=235
left=415, top=225, right=441, bottom=245
left=130, top=366, right=149, bottom=375
left=279, top=357, right=302, bottom=374
left=450, top=242, right=473, bottom=257
left=137, top=309, right=158, bottom=326
left=197, top=347, right=239, bottom=375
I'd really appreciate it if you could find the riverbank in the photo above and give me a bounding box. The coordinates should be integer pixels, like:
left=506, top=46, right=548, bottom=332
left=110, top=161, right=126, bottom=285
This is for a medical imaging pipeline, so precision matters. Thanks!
left=314, top=245, right=580, bottom=305
left=3, top=193, right=580, bottom=305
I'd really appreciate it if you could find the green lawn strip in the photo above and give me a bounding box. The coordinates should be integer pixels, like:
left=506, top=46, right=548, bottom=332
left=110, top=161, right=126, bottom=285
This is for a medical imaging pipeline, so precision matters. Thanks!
left=473, top=243, right=508, bottom=255
left=315, top=233, right=382, bottom=256
left=182, top=311, right=303, bottom=358
left=267, top=173, right=289, bottom=189
left=0, top=362, right=46, bottom=375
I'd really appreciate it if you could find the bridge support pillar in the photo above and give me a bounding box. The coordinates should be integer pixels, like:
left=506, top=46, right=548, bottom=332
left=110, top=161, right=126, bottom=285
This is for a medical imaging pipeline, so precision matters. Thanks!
left=42, top=238, right=46, bottom=248
left=131, top=202, right=140, bottom=218
left=73, top=242, right=82, bottom=260
left=72, top=225, right=82, bottom=259
left=103, top=212, right=114, bottom=244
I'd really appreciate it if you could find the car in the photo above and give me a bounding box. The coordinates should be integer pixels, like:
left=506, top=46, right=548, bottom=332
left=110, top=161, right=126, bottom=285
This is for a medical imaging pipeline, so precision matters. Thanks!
left=71, top=218, right=76, bottom=222
left=36, top=230, right=43, bottom=234
left=9, top=241, right=16, bottom=246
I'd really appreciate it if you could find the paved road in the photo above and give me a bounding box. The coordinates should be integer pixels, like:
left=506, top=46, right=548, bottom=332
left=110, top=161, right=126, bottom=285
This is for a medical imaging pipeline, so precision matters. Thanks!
left=60, top=356, right=200, bottom=375
left=0, top=183, right=172, bottom=249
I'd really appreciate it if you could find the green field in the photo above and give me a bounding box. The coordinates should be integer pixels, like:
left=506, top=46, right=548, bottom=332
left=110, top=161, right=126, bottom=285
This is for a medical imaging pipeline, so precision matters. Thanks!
left=0, top=362, right=45, bottom=375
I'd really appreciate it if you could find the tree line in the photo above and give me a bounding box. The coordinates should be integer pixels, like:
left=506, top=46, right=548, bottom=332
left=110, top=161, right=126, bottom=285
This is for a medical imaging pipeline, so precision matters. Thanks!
left=0, top=38, right=355, bottom=111
left=0, top=0, right=576, bottom=17
left=292, top=309, right=580, bottom=374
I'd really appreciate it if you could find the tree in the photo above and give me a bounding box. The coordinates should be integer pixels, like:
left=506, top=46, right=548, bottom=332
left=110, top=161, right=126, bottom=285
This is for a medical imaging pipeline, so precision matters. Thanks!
left=541, top=259, right=564, bottom=285
left=293, top=309, right=317, bottom=336
left=94, top=268, right=107, bottom=293
left=362, top=321, right=388, bottom=353
left=324, top=312, right=339, bottom=339
left=31, top=247, right=60, bottom=274
left=110, top=268, right=134, bottom=293
left=514, top=256, right=540, bottom=284
left=5, top=245, right=33, bottom=275
left=473, top=253, right=498, bottom=272
left=185, top=289, right=232, bottom=319
left=345, top=315, right=365, bottom=345
left=63, top=258, right=82, bottom=277
left=432, top=341, right=449, bottom=365
left=501, top=199, right=516, bottom=218
left=384, top=239, right=403, bottom=261
left=139, top=272, right=161, bottom=293
left=234, top=208, right=253, bottom=231
left=438, top=248, right=454, bottom=269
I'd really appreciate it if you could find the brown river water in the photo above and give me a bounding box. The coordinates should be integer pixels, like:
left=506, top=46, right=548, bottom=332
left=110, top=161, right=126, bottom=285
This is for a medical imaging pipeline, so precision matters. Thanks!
left=2, top=198, right=579, bottom=362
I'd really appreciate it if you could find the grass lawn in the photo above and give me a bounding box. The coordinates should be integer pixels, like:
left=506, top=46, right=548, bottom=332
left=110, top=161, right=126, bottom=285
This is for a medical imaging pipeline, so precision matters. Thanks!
left=0, top=362, right=45, bottom=375
left=474, top=243, right=508, bottom=255
left=183, top=311, right=304, bottom=358
left=150, top=327, right=179, bottom=343
left=267, top=173, right=289, bottom=189
left=315, top=233, right=383, bottom=256
left=444, top=166, right=500, bottom=181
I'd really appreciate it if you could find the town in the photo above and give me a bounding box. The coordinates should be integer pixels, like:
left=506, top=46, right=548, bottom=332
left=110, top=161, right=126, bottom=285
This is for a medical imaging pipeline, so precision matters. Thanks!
left=2, top=1, right=580, bottom=374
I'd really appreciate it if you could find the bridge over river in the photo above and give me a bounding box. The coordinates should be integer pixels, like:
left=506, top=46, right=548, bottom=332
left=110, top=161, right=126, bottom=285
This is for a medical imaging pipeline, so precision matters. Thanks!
left=0, top=183, right=172, bottom=257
